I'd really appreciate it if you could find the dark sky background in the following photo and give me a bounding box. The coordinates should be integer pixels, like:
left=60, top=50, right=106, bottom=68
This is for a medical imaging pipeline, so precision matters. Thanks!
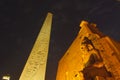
left=0, top=0, right=120, bottom=80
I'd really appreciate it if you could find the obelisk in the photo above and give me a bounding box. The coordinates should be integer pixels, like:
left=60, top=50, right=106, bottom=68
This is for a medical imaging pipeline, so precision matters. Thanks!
left=19, top=13, right=52, bottom=80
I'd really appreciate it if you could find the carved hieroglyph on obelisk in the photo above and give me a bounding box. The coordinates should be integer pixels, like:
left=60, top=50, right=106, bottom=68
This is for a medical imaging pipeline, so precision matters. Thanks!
left=19, top=13, right=52, bottom=80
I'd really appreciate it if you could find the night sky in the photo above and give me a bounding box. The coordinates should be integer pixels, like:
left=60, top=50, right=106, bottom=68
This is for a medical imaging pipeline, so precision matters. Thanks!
left=0, top=0, right=120, bottom=80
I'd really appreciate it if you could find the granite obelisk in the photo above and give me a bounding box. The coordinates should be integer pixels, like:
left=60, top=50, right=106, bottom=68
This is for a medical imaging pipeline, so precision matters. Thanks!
left=19, top=13, right=52, bottom=80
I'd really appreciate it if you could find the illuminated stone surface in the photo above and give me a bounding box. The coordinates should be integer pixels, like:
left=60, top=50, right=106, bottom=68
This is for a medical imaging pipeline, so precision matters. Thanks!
left=19, top=13, right=52, bottom=80
left=56, top=21, right=120, bottom=80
